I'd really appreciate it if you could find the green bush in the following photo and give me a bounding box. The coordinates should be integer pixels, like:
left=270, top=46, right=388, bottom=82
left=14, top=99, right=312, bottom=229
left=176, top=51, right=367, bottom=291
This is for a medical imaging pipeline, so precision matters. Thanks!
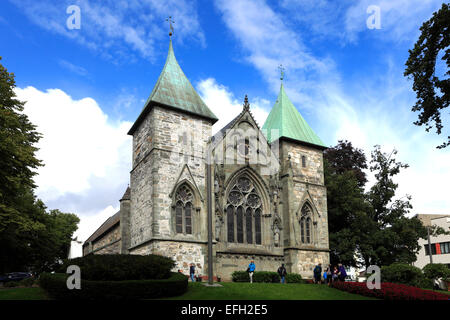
left=3, top=281, right=20, bottom=288
left=19, top=277, right=35, bottom=287
left=232, top=271, right=249, bottom=282
left=231, top=271, right=280, bottom=283
left=58, top=254, right=175, bottom=281
left=286, top=273, right=303, bottom=283
left=423, top=263, right=450, bottom=281
left=381, top=263, right=426, bottom=287
left=39, top=272, right=188, bottom=300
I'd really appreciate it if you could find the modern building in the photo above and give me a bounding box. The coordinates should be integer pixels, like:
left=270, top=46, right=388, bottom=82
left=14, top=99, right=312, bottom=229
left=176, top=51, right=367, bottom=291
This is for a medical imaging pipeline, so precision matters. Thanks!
left=83, top=35, right=330, bottom=280
left=413, top=214, right=450, bottom=269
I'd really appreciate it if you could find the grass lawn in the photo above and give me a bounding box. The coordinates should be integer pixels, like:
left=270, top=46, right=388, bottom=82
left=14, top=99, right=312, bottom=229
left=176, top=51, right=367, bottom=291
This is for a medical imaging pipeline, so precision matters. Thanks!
left=168, top=282, right=376, bottom=300
left=0, top=287, right=49, bottom=300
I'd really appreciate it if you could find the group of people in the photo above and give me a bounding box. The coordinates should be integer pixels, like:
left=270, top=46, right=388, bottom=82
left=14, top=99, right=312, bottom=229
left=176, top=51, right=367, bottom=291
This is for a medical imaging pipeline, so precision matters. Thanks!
left=313, top=263, right=347, bottom=285
left=246, top=260, right=288, bottom=284
left=184, top=261, right=347, bottom=284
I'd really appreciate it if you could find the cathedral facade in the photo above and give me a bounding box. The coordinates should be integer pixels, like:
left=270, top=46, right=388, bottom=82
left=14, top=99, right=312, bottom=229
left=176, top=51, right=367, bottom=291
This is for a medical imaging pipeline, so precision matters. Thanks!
left=83, top=38, right=330, bottom=280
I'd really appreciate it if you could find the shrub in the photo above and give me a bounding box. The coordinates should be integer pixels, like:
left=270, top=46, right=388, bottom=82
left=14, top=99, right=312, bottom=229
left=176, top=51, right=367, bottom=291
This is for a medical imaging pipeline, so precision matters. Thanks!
left=231, top=271, right=280, bottom=283
left=423, top=264, right=450, bottom=281
left=254, top=272, right=280, bottom=283
left=39, top=272, right=188, bottom=300
left=232, top=271, right=249, bottom=282
left=3, top=281, right=20, bottom=288
left=286, top=273, right=303, bottom=283
left=331, top=281, right=448, bottom=300
left=381, top=263, right=426, bottom=287
left=19, top=277, right=35, bottom=287
left=58, top=254, right=175, bottom=281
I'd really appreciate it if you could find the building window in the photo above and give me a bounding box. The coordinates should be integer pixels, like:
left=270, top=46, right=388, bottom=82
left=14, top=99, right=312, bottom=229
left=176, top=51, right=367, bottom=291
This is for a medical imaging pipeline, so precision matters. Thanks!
left=174, top=184, right=194, bottom=235
left=301, top=155, right=306, bottom=168
left=300, top=204, right=313, bottom=244
left=226, top=176, right=263, bottom=244
left=427, top=242, right=450, bottom=255
left=424, top=243, right=437, bottom=256
left=441, top=242, right=450, bottom=254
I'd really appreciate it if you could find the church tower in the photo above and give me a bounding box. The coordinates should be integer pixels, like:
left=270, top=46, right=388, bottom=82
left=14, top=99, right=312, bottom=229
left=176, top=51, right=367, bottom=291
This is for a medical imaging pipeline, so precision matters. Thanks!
left=126, top=35, right=218, bottom=275
left=262, top=81, right=330, bottom=277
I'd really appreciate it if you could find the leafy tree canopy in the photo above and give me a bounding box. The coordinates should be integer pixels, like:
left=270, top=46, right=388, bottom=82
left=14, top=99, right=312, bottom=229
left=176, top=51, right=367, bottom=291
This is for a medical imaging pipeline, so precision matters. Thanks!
left=404, top=3, right=450, bottom=149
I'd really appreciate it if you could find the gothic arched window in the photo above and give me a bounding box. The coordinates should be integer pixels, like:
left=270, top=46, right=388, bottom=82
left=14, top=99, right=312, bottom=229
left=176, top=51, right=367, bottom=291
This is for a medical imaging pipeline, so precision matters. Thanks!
left=226, top=176, right=263, bottom=244
left=300, top=204, right=313, bottom=244
left=174, top=184, right=194, bottom=235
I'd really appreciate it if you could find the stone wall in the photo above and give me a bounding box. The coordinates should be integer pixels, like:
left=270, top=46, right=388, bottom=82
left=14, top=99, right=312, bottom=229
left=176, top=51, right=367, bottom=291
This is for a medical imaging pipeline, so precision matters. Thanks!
left=82, top=224, right=121, bottom=256
left=279, top=139, right=330, bottom=275
left=284, top=248, right=329, bottom=279
left=129, top=240, right=206, bottom=275
left=216, top=252, right=284, bottom=281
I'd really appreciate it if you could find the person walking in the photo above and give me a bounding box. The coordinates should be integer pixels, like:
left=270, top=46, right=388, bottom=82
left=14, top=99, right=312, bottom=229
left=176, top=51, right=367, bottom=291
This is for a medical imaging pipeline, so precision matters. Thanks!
left=326, top=265, right=332, bottom=286
left=338, top=263, right=347, bottom=282
left=248, top=260, right=256, bottom=283
left=189, top=263, right=196, bottom=282
left=332, top=266, right=339, bottom=282
left=313, top=263, right=322, bottom=284
left=277, top=264, right=287, bottom=284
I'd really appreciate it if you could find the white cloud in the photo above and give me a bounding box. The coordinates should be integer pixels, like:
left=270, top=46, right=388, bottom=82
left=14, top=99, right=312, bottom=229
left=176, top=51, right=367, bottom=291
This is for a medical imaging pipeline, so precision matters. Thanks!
left=9, top=0, right=205, bottom=62
left=196, top=78, right=270, bottom=133
left=58, top=59, right=89, bottom=77
left=75, top=205, right=119, bottom=242
left=215, top=0, right=450, bottom=216
left=14, top=86, right=132, bottom=241
left=280, top=0, right=443, bottom=44
left=214, top=0, right=337, bottom=101
left=15, top=86, right=132, bottom=201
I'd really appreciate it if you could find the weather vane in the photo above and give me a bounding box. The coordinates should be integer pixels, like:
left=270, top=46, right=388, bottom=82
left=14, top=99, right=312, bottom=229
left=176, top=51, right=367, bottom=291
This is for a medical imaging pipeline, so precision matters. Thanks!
left=166, top=16, right=175, bottom=36
left=278, top=64, right=285, bottom=81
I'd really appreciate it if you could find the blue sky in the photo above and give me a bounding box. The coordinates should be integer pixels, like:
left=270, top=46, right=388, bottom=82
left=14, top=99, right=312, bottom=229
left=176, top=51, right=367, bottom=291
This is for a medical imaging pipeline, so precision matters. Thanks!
left=1, top=0, right=448, bottom=241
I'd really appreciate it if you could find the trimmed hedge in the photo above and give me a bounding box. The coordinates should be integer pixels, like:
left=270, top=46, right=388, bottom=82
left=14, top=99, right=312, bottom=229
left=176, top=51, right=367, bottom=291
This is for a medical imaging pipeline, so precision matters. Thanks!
left=39, top=272, right=188, bottom=300
left=232, top=271, right=280, bottom=283
left=285, top=273, right=303, bottom=283
left=58, top=254, right=175, bottom=281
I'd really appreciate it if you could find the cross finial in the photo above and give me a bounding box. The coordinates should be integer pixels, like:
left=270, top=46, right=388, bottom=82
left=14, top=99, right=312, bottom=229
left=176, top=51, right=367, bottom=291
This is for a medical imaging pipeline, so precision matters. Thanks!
left=243, top=95, right=250, bottom=111
left=166, top=16, right=175, bottom=37
left=278, top=64, right=285, bottom=81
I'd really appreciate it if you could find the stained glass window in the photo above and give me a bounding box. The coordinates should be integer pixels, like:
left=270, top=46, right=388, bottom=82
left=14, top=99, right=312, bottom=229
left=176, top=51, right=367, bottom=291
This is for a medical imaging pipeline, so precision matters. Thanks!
left=174, top=185, right=194, bottom=235
left=226, top=176, right=263, bottom=244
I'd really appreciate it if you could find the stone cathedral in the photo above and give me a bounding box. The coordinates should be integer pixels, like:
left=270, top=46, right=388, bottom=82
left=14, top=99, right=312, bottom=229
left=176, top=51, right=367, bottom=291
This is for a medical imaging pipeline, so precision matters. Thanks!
left=83, top=37, right=330, bottom=280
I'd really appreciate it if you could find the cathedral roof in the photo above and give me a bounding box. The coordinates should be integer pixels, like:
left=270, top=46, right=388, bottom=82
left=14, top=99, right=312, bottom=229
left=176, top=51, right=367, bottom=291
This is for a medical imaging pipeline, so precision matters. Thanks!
left=262, top=83, right=326, bottom=149
left=128, top=39, right=218, bottom=135
left=83, top=211, right=120, bottom=245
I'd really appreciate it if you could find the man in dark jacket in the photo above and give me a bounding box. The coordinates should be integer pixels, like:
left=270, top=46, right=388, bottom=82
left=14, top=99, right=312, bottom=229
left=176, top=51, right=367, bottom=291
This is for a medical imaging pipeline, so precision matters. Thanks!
left=189, top=263, right=196, bottom=282
left=313, top=263, right=322, bottom=284
left=338, top=264, right=347, bottom=282
left=277, top=264, right=287, bottom=284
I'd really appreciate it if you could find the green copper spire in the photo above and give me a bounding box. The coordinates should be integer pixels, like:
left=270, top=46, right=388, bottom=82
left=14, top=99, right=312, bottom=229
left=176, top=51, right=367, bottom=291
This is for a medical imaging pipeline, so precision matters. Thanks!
left=146, top=38, right=217, bottom=120
left=262, top=83, right=326, bottom=148
left=128, top=38, right=217, bottom=135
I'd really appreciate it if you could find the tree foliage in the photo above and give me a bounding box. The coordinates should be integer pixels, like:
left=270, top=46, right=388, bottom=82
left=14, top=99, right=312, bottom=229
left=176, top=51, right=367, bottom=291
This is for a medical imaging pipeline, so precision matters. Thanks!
left=325, top=141, right=428, bottom=268
left=0, top=57, right=79, bottom=274
left=404, top=3, right=450, bottom=149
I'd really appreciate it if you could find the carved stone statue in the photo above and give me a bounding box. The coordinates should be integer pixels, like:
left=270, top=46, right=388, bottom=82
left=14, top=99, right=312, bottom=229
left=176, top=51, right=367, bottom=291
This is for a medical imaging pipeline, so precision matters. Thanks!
left=215, top=215, right=223, bottom=241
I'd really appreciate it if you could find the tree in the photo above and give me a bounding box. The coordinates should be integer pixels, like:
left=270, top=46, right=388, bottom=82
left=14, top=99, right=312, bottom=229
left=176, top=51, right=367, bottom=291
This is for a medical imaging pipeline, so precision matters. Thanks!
left=0, top=57, right=79, bottom=273
left=404, top=3, right=450, bottom=149
left=324, top=141, right=371, bottom=267
left=362, top=146, right=428, bottom=267
left=325, top=142, right=430, bottom=269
